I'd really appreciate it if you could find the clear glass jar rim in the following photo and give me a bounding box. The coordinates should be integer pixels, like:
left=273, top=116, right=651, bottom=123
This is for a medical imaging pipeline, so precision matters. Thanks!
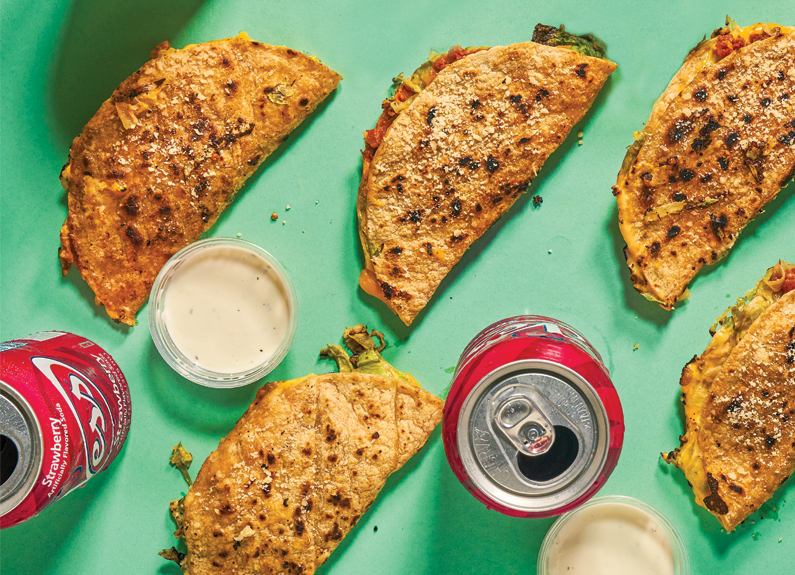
left=147, top=237, right=298, bottom=388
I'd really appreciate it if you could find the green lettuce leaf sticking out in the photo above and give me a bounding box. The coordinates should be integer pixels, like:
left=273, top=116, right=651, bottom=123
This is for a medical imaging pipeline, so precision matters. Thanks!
left=320, top=324, right=420, bottom=387
left=710, top=262, right=792, bottom=338
left=169, top=442, right=194, bottom=486
left=162, top=445, right=192, bottom=570
left=531, top=24, right=607, bottom=59
left=725, top=15, right=740, bottom=32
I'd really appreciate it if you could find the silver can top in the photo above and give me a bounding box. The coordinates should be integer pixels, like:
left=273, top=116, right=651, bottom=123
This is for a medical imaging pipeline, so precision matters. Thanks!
left=456, top=360, right=609, bottom=513
left=0, top=380, right=43, bottom=518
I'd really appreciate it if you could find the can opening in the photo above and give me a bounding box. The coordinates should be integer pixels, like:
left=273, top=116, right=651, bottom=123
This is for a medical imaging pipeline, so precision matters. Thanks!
left=0, top=434, right=19, bottom=486
left=516, top=425, right=579, bottom=482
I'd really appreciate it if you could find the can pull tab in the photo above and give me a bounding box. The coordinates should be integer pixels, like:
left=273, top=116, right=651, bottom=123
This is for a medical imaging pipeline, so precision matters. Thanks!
left=495, top=394, right=556, bottom=456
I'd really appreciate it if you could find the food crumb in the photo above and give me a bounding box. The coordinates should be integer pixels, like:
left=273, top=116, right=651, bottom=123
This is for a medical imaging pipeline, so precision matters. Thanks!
left=577, top=131, right=584, bottom=138
left=548, top=249, right=552, bottom=254
left=282, top=220, right=286, bottom=225
left=286, top=205, right=291, bottom=211
left=779, top=538, right=783, bottom=543
left=532, top=195, right=543, bottom=207
left=578, top=140, right=583, bottom=146
left=315, top=200, right=319, bottom=204
left=236, top=232, right=242, bottom=237
left=633, top=344, right=639, bottom=351
left=302, top=230, right=306, bottom=233
left=271, top=212, right=278, bottom=221
left=373, top=526, right=378, bottom=532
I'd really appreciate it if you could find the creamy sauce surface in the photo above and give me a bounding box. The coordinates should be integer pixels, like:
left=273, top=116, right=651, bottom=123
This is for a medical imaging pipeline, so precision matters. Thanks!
left=163, top=246, right=290, bottom=373
left=547, top=502, right=675, bottom=575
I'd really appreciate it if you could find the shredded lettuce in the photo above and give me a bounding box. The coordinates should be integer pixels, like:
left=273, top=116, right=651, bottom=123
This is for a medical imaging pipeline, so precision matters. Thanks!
left=618, top=131, right=646, bottom=179
left=169, top=443, right=194, bottom=486
left=321, top=325, right=419, bottom=387
left=386, top=58, right=435, bottom=114
left=644, top=197, right=719, bottom=223
left=531, top=23, right=607, bottom=59
left=710, top=262, right=791, bottom=337
left=725, top=15, right=740, bottom=32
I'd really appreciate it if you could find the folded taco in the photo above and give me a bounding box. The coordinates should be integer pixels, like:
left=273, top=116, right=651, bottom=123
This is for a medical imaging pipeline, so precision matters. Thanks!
left=358, top=25, right=616, bottom=325
left=161, top=326, right=443, bottom=574
left=614, top=19, right=795, bottom=309
left=663, top=261, right=795, bottom=532
left=59, top=34, right=341, bottom=325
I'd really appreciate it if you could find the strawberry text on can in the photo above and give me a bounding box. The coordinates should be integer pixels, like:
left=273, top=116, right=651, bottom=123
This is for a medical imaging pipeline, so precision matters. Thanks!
left=0, top=331, right=131, bottom=528
left=442, top=316, right=624, bottom=518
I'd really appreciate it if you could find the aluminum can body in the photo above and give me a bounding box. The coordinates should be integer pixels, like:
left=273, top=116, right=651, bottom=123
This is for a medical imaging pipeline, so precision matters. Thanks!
left=442, top=316, right=624, bottom=518
left=0, top=332, right=132, bottom=528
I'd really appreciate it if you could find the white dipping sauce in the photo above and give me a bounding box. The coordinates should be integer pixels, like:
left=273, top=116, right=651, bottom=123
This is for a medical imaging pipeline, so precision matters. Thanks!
left=547, top=502, right=675, bottom=575
left=162, top=246, right=291, bottom=373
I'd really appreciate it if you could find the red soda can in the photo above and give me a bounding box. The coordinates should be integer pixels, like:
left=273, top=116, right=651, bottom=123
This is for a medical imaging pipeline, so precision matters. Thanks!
left=442, top=316, right=624, bottom=518
left=0, top=331, right=132, bottom=528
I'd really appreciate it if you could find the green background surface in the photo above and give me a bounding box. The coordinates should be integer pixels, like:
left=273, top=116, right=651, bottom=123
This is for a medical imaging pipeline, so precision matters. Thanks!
left=1, top=0, right=794, bottom=573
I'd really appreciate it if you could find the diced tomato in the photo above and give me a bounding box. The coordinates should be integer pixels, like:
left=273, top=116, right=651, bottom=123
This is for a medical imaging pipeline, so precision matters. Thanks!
left=432, top=54, right=450, bottom=72
left=713, top=34, right=747, bottom=60
left=432, top=45, right=485, bottom=73
left=771, top=267, right=795, bottom=294
left=395, top=84, right=414, bottom=102
left=364, top=110, right=395, bottom=149
left=363, top=45, right=488, bottom=152
left=714, top=37, right=734, bottom=59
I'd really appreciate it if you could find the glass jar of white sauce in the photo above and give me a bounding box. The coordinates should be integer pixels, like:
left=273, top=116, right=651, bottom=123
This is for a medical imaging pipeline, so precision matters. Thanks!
left=149, top=238, right=298, bottom=388
left=538, top=495, right=689, bottom=575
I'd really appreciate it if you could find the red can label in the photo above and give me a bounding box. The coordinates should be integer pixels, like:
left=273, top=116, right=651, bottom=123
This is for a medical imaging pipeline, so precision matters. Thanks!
left=0, top=332, right=131, bottom=528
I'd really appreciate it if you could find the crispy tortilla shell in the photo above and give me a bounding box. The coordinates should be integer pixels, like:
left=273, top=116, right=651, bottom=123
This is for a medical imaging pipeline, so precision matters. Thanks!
left=358, top=42, right=615, bottom=325
left=59, top=34, right=341, bottom=325
left=665, top=282, right=795, bottom=531
left=179, top=372, right=443, bottom=574
left=615, top=29, right=795, bottom=309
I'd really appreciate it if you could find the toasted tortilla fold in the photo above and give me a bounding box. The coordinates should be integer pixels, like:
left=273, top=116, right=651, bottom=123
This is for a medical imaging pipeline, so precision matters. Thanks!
left=663, top=262, right=795, bottom=532
left=58, top=33, right=341, bottom=325
left=614, top=23, right=795, bottom=309
left=167, top=327, right=443, bottom=574
left=358, top=42, right=615, bottom=325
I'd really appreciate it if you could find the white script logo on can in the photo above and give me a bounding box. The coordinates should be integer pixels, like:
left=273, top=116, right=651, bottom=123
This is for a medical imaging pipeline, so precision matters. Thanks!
left=0, top=332, right=132, bottom=528
left=442, top=316, right=624, bottom=518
